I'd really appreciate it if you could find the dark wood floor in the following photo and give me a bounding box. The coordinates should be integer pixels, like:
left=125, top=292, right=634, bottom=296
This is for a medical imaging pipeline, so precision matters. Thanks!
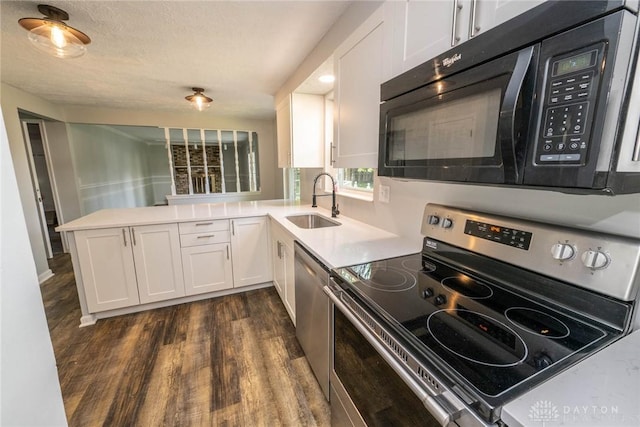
left=41, top=254, right=331, bottom=427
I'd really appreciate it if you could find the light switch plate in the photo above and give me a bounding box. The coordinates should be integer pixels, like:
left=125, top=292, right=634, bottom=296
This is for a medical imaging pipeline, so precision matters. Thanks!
left=378, top=185, right=390, bottom=203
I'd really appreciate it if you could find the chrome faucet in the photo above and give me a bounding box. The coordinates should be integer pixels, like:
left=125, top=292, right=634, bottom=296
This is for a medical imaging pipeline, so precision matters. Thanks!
left=311, top=172, right=340, bottom=218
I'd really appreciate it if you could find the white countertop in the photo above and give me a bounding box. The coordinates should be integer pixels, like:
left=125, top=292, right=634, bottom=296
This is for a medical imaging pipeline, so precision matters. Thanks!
left=502, top=330, right=640, bottom=427
left=57, top=199, right=420, bottom=268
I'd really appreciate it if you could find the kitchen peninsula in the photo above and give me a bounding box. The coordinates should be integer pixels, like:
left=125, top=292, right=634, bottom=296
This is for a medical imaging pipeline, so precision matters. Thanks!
left=57, top=199, right=419, bottom=327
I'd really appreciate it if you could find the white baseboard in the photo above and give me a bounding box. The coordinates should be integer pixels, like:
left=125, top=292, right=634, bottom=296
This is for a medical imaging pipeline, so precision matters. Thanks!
left=79, top=315, right=97, bottom=327
left=38, top=269, right=54, bottom=284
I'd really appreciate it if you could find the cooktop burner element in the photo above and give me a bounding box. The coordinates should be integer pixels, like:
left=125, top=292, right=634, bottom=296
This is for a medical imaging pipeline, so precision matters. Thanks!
left=351, top=262, right=417, bottom=292
left=400, top=257, right=424, bottom=272
left=505, top=307, right=570, bottom=339
left=441, top=275, right=493, bottom=299
left=427, top=309, right=529, bottom=367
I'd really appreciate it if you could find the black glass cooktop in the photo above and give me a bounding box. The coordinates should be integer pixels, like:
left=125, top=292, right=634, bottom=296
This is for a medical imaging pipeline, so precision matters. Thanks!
left=333, top=251, right=621, bottom=403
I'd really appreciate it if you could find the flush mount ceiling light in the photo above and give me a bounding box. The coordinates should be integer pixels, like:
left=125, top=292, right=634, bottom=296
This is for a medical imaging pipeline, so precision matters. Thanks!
left=18, top=4, right=91, bottom=59
left=185, top=87, right=213, bottom=111
left=318, top=74, right=335, bottom=84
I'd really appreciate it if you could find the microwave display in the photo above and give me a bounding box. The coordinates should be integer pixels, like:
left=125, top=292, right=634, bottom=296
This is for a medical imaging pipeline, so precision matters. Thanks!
left=552, top=50, right=597, bottom=77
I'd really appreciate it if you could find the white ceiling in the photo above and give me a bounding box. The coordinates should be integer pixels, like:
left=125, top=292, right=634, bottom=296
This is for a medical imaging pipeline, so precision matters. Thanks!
left=0, top=0, right=351, bottom=120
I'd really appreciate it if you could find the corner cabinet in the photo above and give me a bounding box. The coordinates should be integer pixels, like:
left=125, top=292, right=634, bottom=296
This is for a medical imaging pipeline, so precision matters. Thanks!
left=333, top=4, right=391, bottom=168
left=75, top=223, right=185, bottom=313
left=389, top=0, right=546, bottom=74
left=270, top=219, right=296, bottom=324
left=276, top=93, right=325, bottom=168
left=230, top=217, right=272, bottom=288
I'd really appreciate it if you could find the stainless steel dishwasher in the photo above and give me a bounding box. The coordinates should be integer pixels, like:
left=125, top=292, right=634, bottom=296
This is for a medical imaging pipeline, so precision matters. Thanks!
left=294, top=242, right=330, bottom=401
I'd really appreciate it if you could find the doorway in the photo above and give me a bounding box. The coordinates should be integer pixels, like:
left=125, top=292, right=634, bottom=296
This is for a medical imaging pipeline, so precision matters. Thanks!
left=21, top=119, right=63, bottom=257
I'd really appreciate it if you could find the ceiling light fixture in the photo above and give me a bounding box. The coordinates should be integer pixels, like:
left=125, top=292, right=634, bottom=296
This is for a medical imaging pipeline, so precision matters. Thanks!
left=18, top=4, right=91, bottom=59
left=185, top=87, right=213, bottom=111
left=318, top=74, right=335, bottom=84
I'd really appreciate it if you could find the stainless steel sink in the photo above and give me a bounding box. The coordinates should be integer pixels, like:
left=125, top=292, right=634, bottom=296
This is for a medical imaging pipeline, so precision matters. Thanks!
left=286, top=214, right=341, bottom=229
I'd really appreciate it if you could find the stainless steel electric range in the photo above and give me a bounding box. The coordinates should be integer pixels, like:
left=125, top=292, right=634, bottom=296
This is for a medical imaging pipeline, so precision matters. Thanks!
left=326, top=204, right=640, bottom=427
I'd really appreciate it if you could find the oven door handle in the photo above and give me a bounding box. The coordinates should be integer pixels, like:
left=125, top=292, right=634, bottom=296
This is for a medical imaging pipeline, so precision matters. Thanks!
left=324, top=285, right=457, bottom=427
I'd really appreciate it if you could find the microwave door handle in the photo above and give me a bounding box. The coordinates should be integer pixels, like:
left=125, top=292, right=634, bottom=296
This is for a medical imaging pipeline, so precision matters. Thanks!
left=499, top=46, right=535, bottom=183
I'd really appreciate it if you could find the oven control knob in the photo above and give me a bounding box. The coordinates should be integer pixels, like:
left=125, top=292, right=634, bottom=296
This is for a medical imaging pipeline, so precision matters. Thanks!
left=434, top=294, right=447, bottom=306
left=551, top=243, right=575, bottom=261
left=581, top=250, right=610, bottom=270
left=534, top=353, right=553, bottom=370
left=427, top=215, right=440, bottom=225
left=421, top=288, right=434, bottom=299
left=441, top=218, right=453, bottom=229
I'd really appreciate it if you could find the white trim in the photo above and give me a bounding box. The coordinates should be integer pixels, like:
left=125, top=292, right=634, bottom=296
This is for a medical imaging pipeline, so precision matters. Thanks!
left=38, top=269, right=54, bottom=284
left=85, top=282, right=274, bottom=325
left=79, top=315, right=97, bottom=327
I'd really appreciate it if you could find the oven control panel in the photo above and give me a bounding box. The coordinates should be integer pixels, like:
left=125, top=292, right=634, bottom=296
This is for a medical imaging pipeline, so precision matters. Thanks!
left=421, top=204, right=640, bottom=301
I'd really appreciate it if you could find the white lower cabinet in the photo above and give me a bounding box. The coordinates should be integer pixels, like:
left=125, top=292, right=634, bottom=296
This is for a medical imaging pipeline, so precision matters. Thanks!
left=132, top=224, right=185, bottom=304
left=230, top=216, right=272, bottom=288
left=270, top=219, right=296, bottom=323
left=75, top=223, right=184, bottom=312
left=179, top=219, right=233, bottom=295
left=181, top=243, right=233, bottom=295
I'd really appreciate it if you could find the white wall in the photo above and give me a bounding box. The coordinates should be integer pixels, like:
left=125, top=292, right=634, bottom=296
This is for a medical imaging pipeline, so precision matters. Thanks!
left=311, top=176, right=640, bottom=248
left=1, top=83, right=67, bottom=280
left=1, top=110, right=68, bottom=426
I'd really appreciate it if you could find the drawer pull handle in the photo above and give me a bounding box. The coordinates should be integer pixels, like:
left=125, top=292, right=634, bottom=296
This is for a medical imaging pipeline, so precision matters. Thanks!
left=226, top=245, right=230, bottom=260
left=122, top=228, right=127, bottom=246
left=131, top=228, right=137, bottom=246
left=197, top=234, right=216, bottom=239
left=195, top=222, right=213, bottom=226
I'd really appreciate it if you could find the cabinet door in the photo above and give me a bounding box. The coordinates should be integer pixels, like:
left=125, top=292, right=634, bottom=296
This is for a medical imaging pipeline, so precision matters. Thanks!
left=282, top=238, right=295, bottom=324
left=472, top=0, right=546, bottom=39
left=75, top=227, right=139, bottom=312
left=391, top=0, right=461, bottom=74
left=276, top=95, right=292, bottom=168
left=230, top=217, right=272, bottom=287
left=334, top=5, right=389, bottom=168
left=181, top=243, right=233, bottom=296
left=270, top=219, right=295, bottom=323
left=291, top=93, right=325, bottom=168
left=272, top=235, right=285, bottom=297
left=131, top=223, right=185, bottom=304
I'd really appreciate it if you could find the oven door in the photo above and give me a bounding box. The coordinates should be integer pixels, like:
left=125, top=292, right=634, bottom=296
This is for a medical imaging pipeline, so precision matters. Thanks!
left=379, top=46, right=537, bottom=185
left=325, top=282, right=483, bottom=427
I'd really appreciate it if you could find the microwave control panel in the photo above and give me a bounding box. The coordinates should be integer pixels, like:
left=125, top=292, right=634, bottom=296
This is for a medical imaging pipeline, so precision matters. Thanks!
left=535, top=46, right=603, bottom=166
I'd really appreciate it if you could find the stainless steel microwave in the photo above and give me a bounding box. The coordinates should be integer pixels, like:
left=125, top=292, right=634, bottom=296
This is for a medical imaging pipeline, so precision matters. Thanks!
left=379, top=0, right=640, bottom=194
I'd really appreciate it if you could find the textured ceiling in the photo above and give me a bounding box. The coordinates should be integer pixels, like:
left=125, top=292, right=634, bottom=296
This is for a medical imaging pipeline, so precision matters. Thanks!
left=0, top=0, right=351, bottom=119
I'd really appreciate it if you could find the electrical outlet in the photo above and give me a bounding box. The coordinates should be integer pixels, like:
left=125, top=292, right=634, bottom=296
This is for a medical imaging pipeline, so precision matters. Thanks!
left=378, top=185, right=390, bottom=203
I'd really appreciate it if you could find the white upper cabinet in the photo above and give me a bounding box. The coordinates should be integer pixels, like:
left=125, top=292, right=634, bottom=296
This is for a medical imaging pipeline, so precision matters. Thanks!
left=276, top=93, right=325, bottom=168
left=389, top=0, right=546, bottom=75
left=333, top=4, right=392, bottom=168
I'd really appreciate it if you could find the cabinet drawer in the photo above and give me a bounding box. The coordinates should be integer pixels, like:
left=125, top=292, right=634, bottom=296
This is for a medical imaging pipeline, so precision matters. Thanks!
left=180, top=231, right=230, bottom=247
left=179, top=220, right=229, bottom=235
